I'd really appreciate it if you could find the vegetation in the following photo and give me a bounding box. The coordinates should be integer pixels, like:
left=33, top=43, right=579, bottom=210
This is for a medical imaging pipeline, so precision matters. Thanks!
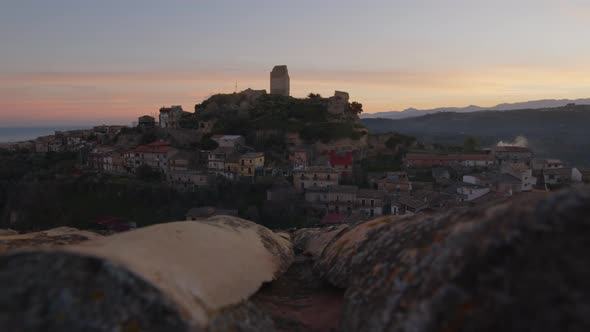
left=463, top=136, right=480, bottom=151
left=0, top=150, right=306, bottom=231
left=195, top=93, right=367, bottom=146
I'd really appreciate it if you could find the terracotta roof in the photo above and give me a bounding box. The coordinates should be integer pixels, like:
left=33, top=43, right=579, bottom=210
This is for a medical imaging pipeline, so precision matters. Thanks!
left=329, top=151, right=353, bottom=166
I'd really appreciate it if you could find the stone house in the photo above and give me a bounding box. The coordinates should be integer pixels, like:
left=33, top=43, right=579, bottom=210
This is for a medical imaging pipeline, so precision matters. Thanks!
left=239, top=152, right=265, bottom=177
left=494, top=146, right=533, bottom=166
left=137, top=115, right=156, bottom=128
left=159, top=105, right=185, bottom=129
left=168, top=170, right=210, bottom=191
left=128, top=141, right=177, bottom=173
left=463, top=173, right=522, bottom=195
left=293, top=166, right=340, bottom=192
left=357, top=189, right=385, bottom=217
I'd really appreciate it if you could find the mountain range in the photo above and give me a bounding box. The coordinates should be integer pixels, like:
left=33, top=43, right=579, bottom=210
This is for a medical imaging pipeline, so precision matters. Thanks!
left=362, top=98, right=590, bottom=119
left=361, top=104, right=590, bottom=166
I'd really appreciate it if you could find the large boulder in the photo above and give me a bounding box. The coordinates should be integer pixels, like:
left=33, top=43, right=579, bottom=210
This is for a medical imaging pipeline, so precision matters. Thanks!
left=339, top=189, right=590, bottom=331
left=292, top=225, right=348, bottom=259
left=0, top=216, right=293, bottom=331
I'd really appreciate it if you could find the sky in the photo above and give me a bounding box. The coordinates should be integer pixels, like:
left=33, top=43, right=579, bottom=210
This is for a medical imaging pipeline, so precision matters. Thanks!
left=1, top=0, right=589, bottom=126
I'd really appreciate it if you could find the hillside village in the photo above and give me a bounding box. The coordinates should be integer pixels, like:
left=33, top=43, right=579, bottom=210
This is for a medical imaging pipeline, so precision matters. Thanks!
left=1, top=66, right=588, bottom=230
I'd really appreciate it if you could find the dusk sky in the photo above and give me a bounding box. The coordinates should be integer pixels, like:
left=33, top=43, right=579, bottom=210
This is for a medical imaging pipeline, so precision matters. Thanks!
left=1, top=0, right=589, bottom=126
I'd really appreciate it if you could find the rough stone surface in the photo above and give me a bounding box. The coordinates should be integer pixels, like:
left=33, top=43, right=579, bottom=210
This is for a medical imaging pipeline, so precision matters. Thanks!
left=340, top=189, right=590, bottom=332
left=0, top=217, right=294, bottom=331
left=292, top=225, right=348, bottom=259
left=0, top=251, right=192, bottom=332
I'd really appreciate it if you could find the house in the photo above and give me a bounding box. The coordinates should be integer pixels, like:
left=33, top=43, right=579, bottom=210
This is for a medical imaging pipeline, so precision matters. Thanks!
left=455, top=183, right=490, bottom=201
left=239, top=152, right=265, bottom=177
left=128, top=141, right=177, bottom=173
left=289, top=148, right=311, bottom=169
left=211, top=135, right=245, bottom=149
left=168, top=150, right=197, bottom=172
left=159, top=105, right=185, bottom=129
left=501, top=163, right=537, bottom=191
left=185, top=207, right=238, bottom=221
left=208, top=148, right=239, bottom=180
left=293, top=166, right=340, bottom=192
left=532, top=159, right=565, bottom=171
left=168, top=170, right=210, bottom=191
left=304, top=187, right=329, bottom=205
left=397, top=196, right=429, bottom=215
left=137, top=115, right=156, bottom=128
left=463, top=173, right=522, bottom=195
left=327, top=185, right=358, bottom=215
left=207, top=148, right=231, bottom=171
left=329, top=151, right=353, bottom=178
left=377, top=172, right=412, bottom=193
left=542, top=168, right=583, bottom=187
left=493, top=146, right=533, bottom=166
left=356, top=189, right=385, bottom=217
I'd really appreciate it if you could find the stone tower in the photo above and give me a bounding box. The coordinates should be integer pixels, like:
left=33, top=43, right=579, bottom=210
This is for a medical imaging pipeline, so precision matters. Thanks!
left=270, top=65, right=290, bottom=96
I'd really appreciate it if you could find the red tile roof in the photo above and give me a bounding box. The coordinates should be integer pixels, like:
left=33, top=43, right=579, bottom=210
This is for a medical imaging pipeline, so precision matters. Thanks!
left=329, top=151, right=353, bottom=166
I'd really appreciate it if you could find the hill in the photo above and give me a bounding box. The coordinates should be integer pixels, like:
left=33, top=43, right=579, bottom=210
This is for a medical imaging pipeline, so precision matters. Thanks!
left=362, top=98, right=590, bottom=119
left=361, top=105, right=590, bottom=166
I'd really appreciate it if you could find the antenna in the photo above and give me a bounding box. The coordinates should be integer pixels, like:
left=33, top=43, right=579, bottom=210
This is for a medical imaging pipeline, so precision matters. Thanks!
left=234, top=81, right=238, bottom=93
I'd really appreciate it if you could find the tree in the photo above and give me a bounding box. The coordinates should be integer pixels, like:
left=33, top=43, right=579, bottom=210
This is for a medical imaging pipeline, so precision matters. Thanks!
left=199, top=134, right=219, bottom=151
left=349, top=101, right=363, bottom=115
left=463, top=136, right=480, bottom=151
left=307, top=93, right=322, bottom=99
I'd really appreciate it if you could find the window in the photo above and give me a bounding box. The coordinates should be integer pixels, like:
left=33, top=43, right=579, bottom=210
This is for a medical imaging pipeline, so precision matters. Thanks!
left=362, top=199, right=366, bottom=207
left=371, top=199, right=375, bottom=207
left=327, top=174, right=331, bottom=180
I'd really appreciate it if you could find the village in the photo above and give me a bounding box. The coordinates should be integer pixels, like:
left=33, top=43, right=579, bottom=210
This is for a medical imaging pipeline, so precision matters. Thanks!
left=2, top=66, right=588, bottom=228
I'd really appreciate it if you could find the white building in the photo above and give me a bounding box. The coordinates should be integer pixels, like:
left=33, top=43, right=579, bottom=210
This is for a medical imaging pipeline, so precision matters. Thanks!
left=456, top=183, right=490, bottom=201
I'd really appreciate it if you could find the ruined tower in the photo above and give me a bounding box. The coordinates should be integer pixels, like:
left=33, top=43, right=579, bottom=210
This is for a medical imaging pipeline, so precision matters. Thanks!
left=270, top=65, right=290, bottom=96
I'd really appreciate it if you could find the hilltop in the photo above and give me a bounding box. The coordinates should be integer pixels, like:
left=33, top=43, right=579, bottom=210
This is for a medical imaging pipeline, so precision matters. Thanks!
left=361, top=104, right=590, bottom=166
left=188, top=90, right=367, bottom=146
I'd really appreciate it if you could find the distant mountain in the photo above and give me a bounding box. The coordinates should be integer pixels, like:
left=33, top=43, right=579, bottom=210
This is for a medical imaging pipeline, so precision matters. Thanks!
left=362, top=98, right=590, bottom=119
left=361, top=105, right=590, bottom=166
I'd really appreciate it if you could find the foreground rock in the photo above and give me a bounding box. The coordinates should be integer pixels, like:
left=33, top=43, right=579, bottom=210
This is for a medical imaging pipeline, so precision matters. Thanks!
left=0, top=226, right=101, bottom=254
left=0, top=216, right=293, bottom=331
left=306, top=189, right=590, bottom=332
